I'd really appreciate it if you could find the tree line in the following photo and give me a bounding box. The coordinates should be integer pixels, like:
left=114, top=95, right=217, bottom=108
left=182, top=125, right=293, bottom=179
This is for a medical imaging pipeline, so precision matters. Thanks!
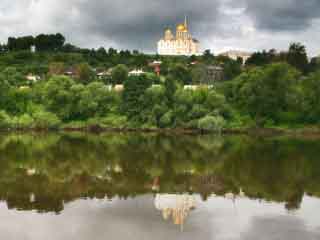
left=0, top=33, right=319, bottom=131
left=6, top=33, right=65, bottom=52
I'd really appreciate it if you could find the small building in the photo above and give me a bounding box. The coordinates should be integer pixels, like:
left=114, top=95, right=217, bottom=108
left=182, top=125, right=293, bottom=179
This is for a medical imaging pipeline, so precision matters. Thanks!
left=64, top=67, right=77, bottom=78
left=205, top=65, right=224, bottom=84
left=30, top=45, right=36, bottom=53
left=128, top=69, right=146, bottom=76
left=184, top=85, right=199, bottom=90
left=26, top=73, right=40, bottom=82
left=149, top=61, right=162, bottom=76
left=220, top=50, right=252, bottom=64
left=114, top=84, right=124, bottom=92
left=97, top=69, right=112, bottom=80
left=19, top=86, right=31, bottom=90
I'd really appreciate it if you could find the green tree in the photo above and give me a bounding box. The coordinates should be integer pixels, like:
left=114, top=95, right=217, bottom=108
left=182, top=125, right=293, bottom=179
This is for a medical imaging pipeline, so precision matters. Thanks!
left=42, top=75, right=75, bottom=121
left=111, top=64, right=129, bottom=85
left=223, top=59, right=242, bottom=80
left=287, top=43, right=309, bottom=74
left=48, top=62, right=65, bottom=76
left=308, top=57, right=320, bottom=74
left=234, top=63, right=301, bottom=125
left=2, top=67, right=25, bottom=86
left=122, top=75, right=152, bottom=122
left=164, top=76, right=178, bottom=107
left=191, top=64, right=207, bottom=84
left=169, top=64, right=192, bottom=85
left=198, top=115, right=225, bottom=132
left=301, top=71, right=320, bottom=123
left=203, top=49, right=214, bottom=63
left=75, top=63, right=94, bottom=84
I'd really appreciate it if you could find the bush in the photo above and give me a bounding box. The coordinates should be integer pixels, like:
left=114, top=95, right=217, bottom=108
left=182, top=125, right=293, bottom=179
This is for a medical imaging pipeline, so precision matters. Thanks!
left=17, top=114, right=34, bottom=129
left=198, top=115, right=226, bottom=132
left=62, top=121, right=87, bottom=129
left=159, top=111, right=174, bottom=128
left=0, top=111, right=12, bottom=129
left=101, top=115, right=128, bottom=128
left=33, top=110, right=61, bottom=129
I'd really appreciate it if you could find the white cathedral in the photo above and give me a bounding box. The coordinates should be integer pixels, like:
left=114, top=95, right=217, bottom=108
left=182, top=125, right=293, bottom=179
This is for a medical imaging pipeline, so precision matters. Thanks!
left=157, top=17, right=200, bottom=56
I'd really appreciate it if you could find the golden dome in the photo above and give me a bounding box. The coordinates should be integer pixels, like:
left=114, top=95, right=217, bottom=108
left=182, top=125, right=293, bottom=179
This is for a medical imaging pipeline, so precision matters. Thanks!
left=177, top=24, right=186, bottom=31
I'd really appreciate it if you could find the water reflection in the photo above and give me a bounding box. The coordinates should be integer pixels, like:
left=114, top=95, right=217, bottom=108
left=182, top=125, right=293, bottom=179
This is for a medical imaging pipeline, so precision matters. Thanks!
left=0, top=132, right=319, bottom=214
left=154, top=194, right=196, bottom=228
left=0, top=133, right=320, bottom=239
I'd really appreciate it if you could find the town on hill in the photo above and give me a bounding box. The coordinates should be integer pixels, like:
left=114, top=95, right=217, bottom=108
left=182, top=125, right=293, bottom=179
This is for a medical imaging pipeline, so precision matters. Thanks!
left=0, top=31, right=320, bottom=132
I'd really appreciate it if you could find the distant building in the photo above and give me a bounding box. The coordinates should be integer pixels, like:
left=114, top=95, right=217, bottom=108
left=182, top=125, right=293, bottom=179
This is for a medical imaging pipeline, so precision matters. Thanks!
left=64, top=67, right=77, bottom=77
left=220, top=50, right=252, bottom=64
left=26, top=73, right=40, bottom=82
left=114, top=84, right=124, bottom=92
left=128, top=69, right=146, bottom=76
left=184, top=85, right=200, bottom=90
left=149, top=61, right=162, bottom=76
left=158, top=17, right=200, bottom=56
left=30, top=45, right=36, bottom=53
left=97, top=69, right=112, bottom=80
left=205, top=65, right=224, bottom=84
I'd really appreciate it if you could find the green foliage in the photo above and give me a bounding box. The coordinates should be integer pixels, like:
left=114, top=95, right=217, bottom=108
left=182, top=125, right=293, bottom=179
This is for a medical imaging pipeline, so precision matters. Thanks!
left=223, top=59, right=242, bottom=80
left=172, top=88, right=231, bottom=128
left=42, top=75, right=75, bottom=121
left=287, top=43, right=309, bottom=74
left=111, top=64, right=128, bottom=84
left=75, top=63, right=94, bottom=84
left=0, top=111, right=11, bottom=129
left=169, top=63, right=192, bottom=85
left=191, top=64, right=206, bottom=84
left=101, top=114, right=128, bottom=128
left=0, top=38, right=319, bottom=131
left=300, top=71, right=320, bottom=123
left=7, top=36, right=34, bottom=51
left=34, top=33, right=65, bottom=52
left=198, top=115, right=226, bottom=132
left=48, top=62, right=65, bottom=75
left=122, top=75, right=152, bottom=122
left=7, top=33, right=65, bottom=52
left=159, top=111, right=174, bottom=128
left=2, top=67, right=25, bottom=86
left=32, top=109, right=61, bottom=129
left=203, top=49, right=215, bottom=64
left=15, top=114, right=34, bottom=129
left=232, top=63, right=301, bottom=126
left=246, top=49, right=277, bottom=66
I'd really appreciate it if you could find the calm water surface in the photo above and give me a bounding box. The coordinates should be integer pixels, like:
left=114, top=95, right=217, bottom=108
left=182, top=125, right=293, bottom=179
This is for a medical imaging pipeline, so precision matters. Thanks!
left=0, top=133, right=319, bottom=240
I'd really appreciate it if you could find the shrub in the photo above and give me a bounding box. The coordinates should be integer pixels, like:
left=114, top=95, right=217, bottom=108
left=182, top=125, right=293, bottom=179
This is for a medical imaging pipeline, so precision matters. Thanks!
left=198, top=115, right=226, bottom=132
left=33, top=110, right=61, bottom=129
left=159, top=111, right=174, bottom=128
left=101, top=115, right=128, bottom=128
left=17, top=114, right=34, bottom=129
left=0, top=111, right=12, bottom=129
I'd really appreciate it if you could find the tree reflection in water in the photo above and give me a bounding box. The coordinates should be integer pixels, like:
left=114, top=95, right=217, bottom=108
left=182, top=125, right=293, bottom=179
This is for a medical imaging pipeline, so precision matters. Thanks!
left=0, top=133, right=319, bottom=214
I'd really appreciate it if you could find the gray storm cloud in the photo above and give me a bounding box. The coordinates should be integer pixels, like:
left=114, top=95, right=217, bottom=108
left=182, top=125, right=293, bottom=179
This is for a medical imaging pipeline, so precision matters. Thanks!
left=0, top=0, right=319, bottom=55
left=244, top=0, right=320, bottom=31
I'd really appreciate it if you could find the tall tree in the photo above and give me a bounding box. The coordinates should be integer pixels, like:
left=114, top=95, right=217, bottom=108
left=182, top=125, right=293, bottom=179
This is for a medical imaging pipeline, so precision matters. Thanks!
left=75, top=63, right=94, bottom=84
left=287, top=43, right=309, bottom=74
left=122, top=75, right=152, bottom=122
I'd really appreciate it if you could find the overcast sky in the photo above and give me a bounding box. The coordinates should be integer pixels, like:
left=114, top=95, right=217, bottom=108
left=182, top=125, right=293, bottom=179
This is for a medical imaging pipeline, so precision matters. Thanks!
left=1, top=0, right=319, bottom=56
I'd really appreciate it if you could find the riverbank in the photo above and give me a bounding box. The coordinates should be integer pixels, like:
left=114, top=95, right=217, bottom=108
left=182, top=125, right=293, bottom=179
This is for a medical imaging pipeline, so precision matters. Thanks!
left=1, top=124, right=320, bottom=137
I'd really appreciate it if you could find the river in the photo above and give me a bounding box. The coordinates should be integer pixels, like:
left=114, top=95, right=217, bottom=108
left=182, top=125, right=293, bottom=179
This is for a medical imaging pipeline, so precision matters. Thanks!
left=0, top=133, right=319, bottom=239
